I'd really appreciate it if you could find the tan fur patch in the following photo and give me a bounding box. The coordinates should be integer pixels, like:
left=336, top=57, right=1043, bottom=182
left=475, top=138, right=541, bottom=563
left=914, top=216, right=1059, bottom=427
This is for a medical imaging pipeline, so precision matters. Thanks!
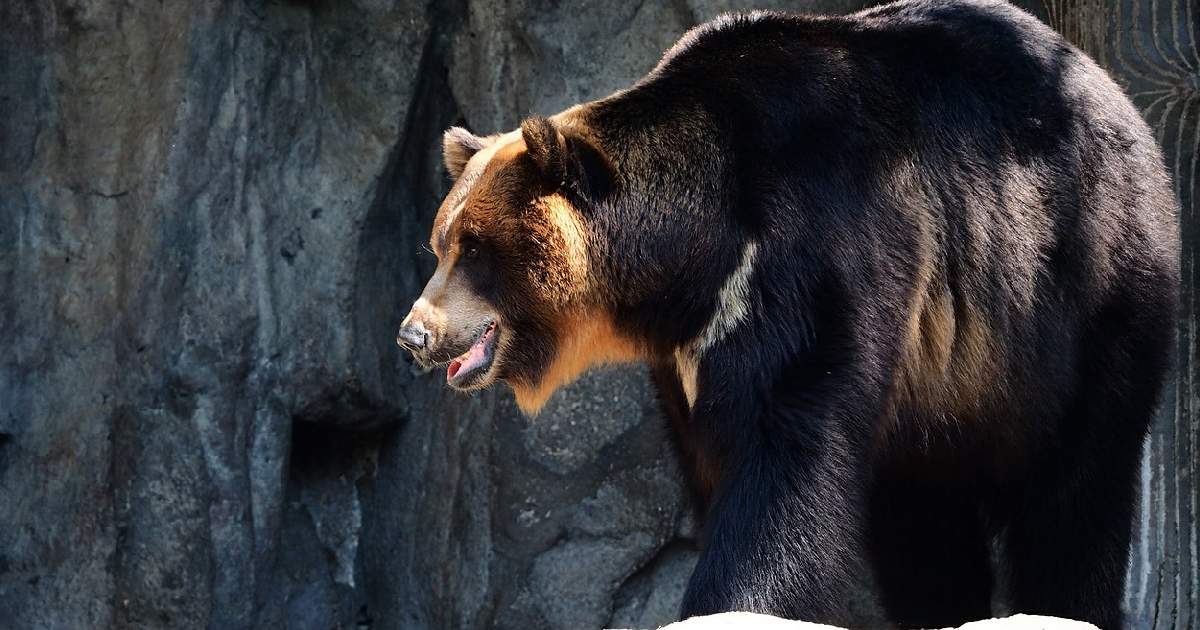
left=893, top=275, right=1002, bottom=421
left=878, top=161, right=1005, bottom=424
left=540, top=193, right=590, bottom=293
left=673, top=347, right=700, bottom=409
left=510, top=313, right=643, bottom=415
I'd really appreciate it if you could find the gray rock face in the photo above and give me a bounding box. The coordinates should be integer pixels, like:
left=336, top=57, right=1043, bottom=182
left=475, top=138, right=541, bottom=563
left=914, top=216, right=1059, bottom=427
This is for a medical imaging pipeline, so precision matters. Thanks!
left=0, top=1, right=1194, bottom=629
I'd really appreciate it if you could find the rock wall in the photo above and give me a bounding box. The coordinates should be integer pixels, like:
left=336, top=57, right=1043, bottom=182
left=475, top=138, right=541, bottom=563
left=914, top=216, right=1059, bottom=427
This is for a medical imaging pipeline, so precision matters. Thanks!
left=0, top=1, right=1194, bottom=629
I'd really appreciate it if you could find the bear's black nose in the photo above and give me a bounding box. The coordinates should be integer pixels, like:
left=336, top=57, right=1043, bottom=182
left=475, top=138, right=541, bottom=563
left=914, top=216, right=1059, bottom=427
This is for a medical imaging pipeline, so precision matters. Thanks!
left=396, top=323, right=428, bottom=352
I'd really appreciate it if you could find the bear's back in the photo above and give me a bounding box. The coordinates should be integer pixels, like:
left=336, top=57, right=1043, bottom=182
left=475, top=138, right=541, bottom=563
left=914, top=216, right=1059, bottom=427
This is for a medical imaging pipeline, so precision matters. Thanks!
left=596, top=0, right=1178, bottom=434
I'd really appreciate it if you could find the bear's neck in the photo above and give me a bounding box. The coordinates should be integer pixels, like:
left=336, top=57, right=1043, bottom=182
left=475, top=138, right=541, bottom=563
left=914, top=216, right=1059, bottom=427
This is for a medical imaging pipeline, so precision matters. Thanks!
left=576, top=90, right=754, bottom=355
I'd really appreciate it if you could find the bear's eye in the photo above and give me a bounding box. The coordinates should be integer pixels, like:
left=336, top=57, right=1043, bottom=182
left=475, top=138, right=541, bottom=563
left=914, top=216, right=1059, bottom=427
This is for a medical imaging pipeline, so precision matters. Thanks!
left=460, top=237, right=481, bottom=260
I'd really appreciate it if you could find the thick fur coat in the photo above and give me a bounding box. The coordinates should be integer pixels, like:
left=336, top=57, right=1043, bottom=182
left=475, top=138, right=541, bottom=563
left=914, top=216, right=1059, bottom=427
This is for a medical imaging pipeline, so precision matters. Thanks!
left=398, top=1, right=1180, bottom=627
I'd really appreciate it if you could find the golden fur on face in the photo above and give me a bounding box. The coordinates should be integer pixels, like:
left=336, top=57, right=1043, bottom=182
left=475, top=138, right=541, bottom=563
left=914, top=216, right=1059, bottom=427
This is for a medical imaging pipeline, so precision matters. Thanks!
left=412, top=124, right=640, bottom=412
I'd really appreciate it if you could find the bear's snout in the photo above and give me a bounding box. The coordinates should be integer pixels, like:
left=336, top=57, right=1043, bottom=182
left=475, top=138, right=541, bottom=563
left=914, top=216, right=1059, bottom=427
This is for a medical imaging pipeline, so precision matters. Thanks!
left=396, top=322, right=429, bottom=352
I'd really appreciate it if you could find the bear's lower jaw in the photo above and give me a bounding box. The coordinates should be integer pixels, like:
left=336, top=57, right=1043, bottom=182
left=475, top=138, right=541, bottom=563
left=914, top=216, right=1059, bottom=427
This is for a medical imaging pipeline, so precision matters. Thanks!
left=446, top=321, right=500, bottom=390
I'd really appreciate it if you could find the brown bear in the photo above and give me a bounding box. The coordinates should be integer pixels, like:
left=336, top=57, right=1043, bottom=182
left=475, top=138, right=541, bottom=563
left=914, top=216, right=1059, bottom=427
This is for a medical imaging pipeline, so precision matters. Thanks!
left=395, top=0, right=1179, bottom=627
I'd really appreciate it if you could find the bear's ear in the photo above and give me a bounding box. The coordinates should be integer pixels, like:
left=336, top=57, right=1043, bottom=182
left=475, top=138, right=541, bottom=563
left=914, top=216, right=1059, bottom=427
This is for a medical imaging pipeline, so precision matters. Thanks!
left=521, top=116, right=613, bottom=200
left=443, top=126, right=491, bottom=180
left=521, top=116, right=567, bottom=182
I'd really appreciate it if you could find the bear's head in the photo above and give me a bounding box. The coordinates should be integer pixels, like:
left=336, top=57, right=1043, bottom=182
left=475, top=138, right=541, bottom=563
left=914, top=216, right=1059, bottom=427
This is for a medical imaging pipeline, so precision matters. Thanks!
left=397, top=115, right=640, bottom=414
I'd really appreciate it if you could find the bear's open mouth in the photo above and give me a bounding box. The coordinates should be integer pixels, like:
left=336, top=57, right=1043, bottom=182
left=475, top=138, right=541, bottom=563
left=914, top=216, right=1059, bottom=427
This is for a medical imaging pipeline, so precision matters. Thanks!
left=446, top=321, right=499, bottom=389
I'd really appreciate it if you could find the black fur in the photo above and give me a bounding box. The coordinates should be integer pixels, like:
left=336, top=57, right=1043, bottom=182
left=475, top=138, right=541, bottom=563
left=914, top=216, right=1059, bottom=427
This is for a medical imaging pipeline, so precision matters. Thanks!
left=555, top=0, right=1178, bottom=627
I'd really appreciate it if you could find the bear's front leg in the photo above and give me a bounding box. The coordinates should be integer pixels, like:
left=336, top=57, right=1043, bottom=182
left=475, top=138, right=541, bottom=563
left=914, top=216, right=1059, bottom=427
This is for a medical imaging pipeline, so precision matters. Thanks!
left=679, top=411, right=868, bottom=621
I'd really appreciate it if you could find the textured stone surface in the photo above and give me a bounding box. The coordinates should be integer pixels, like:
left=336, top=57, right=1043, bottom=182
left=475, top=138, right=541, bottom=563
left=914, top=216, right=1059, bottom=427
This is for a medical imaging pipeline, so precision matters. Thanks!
left=0, top=1, right=1194, bottom=629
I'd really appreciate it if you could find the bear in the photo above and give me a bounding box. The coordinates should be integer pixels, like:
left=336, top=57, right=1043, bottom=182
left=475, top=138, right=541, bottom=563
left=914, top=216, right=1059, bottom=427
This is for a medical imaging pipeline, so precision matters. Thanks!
left=395, top=0, right=1179, bottom=627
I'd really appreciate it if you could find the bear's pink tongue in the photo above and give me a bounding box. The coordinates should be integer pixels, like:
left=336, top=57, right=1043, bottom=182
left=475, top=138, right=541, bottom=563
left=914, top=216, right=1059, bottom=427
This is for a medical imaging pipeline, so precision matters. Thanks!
left=447, top=324, right=494, bottom=381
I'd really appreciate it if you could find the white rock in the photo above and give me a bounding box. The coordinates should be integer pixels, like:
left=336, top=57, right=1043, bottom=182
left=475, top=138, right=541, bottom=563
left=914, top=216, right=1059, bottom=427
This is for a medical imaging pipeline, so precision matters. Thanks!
left=616, top=612, right=1099, bottom=630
